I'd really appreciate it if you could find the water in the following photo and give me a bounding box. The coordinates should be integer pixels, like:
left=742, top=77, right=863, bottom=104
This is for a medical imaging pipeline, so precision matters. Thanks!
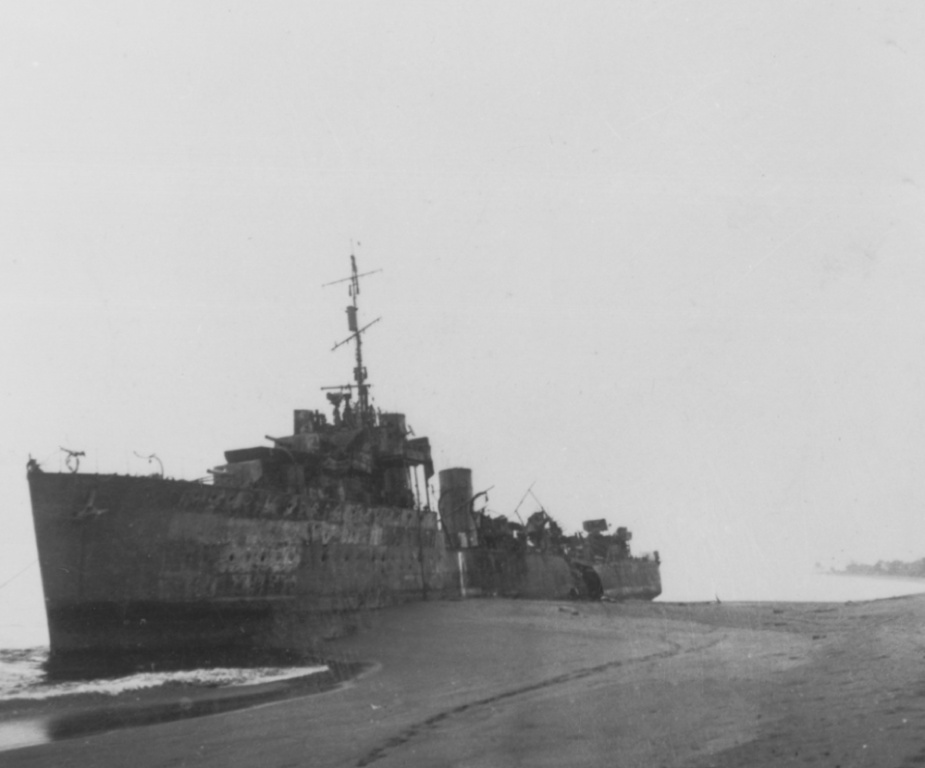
left=0, top=641, right=334, bottom=753
left=0, top=577, right=336, bottom=752
left=0, top=574, right=324, bottom=695
left=0, top=647, right=327, bottom=701
left=659, top=569, right=925, bottom=603
left=0, top=652, right=333, bottom=752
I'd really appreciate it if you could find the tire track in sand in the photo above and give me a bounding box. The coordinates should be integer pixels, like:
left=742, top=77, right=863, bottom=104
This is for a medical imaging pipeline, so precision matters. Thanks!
left=354, top=633, right=721, bottom=766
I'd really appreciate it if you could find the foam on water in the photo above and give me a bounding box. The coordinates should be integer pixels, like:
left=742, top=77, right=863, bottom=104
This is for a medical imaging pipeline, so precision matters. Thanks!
left=0, top=651, right=328, bottom=701
left=0, top=649, right=333, bottom=752
left=0, top=589, right=329, bottom=703
left=0, top=648, right=46, bottom=699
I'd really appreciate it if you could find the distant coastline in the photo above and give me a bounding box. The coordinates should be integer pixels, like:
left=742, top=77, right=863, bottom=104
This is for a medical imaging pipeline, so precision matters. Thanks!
left=829, top=559, right=925, bottom=581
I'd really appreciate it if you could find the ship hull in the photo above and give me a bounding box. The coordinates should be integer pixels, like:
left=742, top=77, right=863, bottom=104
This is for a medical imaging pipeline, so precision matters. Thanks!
left=44, top=599, right=280, bottom=654
left=453, top=549, right=661, bottom=601
left=594, top=559, right=662, bottom=600
left=29, top=471, right=661, bottom=659
left=28, top=471, right=451, bottom=656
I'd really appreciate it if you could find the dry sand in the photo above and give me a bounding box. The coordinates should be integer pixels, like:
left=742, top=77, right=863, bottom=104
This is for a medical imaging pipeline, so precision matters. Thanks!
left=4, top=594, right=925, bottom=767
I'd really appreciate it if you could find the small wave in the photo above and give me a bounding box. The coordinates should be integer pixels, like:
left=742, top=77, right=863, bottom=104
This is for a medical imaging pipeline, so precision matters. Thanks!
left=0, top=647, right=47, bottom=698
left=0, top=648, right=326, bottom=701
left=7, top=665, right=328, bottom=700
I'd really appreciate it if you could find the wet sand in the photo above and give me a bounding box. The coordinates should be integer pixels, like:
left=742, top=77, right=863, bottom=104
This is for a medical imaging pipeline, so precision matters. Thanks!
left=4, top=594, right=925, bottom=767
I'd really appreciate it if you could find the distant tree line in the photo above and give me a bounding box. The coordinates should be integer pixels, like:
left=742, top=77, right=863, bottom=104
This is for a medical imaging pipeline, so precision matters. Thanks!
left=837, top=559, right=925, bottom=578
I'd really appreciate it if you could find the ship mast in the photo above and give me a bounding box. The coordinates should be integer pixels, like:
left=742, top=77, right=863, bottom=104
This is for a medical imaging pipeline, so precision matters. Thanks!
left=323, top=254, right=381, bottom=427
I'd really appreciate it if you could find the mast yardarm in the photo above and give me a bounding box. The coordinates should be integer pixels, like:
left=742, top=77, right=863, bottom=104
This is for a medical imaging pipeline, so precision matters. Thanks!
left=323, top=255, right=381, bottom=426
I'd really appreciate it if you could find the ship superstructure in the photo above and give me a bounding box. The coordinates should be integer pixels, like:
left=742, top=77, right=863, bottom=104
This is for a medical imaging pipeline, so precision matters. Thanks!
left=211, top=257, right=434, bottom=514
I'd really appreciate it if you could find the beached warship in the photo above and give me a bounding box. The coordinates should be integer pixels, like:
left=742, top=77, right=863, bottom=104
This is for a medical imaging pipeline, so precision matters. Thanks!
left=27, top=257, right=661, bottom=659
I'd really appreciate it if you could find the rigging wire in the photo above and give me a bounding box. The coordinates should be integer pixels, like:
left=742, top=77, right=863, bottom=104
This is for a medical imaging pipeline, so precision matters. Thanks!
left=0, top=559, right=37, bottom=592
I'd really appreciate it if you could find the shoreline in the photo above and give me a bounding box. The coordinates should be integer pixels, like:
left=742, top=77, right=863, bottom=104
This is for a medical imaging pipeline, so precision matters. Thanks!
left=3, top=595, right=925, bottom=766
left=0, top=657, right=369, bottom=752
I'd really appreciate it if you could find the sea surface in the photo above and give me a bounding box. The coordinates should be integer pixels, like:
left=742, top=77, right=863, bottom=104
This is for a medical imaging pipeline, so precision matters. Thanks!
left=0, top=579, right=332, bottom=752
left=0, top=647, right=327, bottom=701
left=658, top=568, right=925, bottom=604
left=0, top=579, right=328, bottom=705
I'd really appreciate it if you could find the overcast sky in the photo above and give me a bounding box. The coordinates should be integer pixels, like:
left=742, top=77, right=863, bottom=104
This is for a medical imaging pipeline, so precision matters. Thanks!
left=4, top=2, right=925, bottom=626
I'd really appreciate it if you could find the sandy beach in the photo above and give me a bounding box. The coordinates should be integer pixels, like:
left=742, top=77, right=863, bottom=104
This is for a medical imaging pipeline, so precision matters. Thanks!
left=4, top=594, right=925, bottom=767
